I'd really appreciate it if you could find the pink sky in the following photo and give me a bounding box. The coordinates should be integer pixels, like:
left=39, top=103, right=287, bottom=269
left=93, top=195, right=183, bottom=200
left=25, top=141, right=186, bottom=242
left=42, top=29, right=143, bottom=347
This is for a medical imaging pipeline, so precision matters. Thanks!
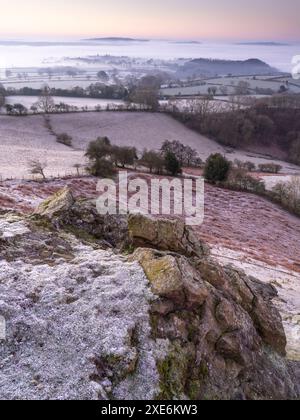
left=1, top=0, right=299, bottom=41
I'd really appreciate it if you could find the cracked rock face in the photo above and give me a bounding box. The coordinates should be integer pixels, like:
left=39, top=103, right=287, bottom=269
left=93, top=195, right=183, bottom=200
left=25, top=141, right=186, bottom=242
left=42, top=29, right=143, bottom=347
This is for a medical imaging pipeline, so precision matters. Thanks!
left=0, top=189, right=299, bottom=400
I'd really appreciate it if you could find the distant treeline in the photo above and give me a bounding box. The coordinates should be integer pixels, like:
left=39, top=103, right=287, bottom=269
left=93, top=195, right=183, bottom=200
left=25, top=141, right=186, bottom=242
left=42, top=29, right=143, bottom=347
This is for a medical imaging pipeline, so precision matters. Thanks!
left=7, top=84, right=129, bottom=100
left=172, top=95, right=300, bottom=165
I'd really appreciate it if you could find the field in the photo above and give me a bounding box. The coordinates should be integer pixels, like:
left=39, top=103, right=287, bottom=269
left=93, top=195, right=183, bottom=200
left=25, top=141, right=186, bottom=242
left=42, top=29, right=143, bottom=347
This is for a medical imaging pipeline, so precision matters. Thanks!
left=2, top=96, right=125, bottom=111
left=0, top=112, right=300, bottom=179
left=160, top=75, right=300, bottom=97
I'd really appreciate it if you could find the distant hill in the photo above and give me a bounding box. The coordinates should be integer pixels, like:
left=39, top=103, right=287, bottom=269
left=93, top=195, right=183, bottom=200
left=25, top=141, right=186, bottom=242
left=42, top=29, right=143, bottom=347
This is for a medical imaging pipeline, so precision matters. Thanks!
left=171, top=41, right=202, bottom=45
left=83, top=37, right=149, bottom=42
left=176, top=58, right=278, bottom=78
left=237, top=42, right=290, bottom=46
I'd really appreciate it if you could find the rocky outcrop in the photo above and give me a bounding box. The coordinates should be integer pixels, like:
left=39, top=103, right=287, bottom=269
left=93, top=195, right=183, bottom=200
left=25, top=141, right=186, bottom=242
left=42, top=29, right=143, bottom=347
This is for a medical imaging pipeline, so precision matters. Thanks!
left=128, top=214, right=299, bottom=400
left=0, top=192, right=299, bottom=400
left=33, top=188, right=129, bottom=249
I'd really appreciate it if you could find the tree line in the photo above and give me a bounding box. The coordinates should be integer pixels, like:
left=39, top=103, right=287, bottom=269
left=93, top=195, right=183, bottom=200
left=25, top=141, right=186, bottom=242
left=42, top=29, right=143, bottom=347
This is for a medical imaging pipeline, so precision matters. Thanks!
left=172, top=95, right=300, bottom=165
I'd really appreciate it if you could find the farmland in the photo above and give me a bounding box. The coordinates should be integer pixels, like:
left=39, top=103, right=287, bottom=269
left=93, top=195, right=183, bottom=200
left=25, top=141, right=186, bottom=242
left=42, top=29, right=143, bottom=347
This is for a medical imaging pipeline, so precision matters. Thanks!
left=160, top=75, right=300, bottom=97
left=0, top=112, right=299, bottom=180
left=2, top=96, right=125, bottom=111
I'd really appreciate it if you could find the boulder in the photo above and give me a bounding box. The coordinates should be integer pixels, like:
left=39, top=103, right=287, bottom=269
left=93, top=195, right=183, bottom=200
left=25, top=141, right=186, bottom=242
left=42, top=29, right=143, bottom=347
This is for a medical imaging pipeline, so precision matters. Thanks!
left=128, top=214, right=209, bottom=258
left=128, top=214, right=298, bottom=399
left=34, top=187, right=75, bottom=219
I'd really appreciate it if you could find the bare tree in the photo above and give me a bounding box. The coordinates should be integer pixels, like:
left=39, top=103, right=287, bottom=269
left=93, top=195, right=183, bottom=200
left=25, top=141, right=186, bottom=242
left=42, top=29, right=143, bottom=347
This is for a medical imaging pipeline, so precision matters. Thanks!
left=73, top=163, right=82, bottom=176
left=36, top=85, right=55, bottom=114
left=28, top=160, right=47, bottom=180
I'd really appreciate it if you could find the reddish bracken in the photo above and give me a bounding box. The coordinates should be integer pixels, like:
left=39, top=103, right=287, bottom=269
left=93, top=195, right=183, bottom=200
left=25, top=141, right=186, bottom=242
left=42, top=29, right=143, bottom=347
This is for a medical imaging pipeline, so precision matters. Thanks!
left=0, top=174, right=299, bottom=272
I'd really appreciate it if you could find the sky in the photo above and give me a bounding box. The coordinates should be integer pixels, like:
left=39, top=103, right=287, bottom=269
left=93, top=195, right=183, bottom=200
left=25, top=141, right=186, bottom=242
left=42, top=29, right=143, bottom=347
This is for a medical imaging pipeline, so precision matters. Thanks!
left=0, top=0, right=300, bottom=41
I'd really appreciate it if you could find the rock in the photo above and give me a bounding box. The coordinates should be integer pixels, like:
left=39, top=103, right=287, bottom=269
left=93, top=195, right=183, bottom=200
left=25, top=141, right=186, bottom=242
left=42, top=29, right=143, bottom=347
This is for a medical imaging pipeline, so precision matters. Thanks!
left=128, top=214, right=299, bottom=399
left=128, top=214, right=209, bottom=258
left=33, top=189, right=129, bottom=249
left=34, top=187, right=75, bottom=219
left=130, top=248, right=184, bottom=302
left=130, top=248, right=208, bottom=308
left=251, top=294, right=287, bottom=356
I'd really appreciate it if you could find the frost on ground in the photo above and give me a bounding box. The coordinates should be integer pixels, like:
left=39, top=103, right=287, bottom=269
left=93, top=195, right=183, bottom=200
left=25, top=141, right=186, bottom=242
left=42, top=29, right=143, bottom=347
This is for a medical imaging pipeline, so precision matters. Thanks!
left=212, top=246, right=300, bottom=361
left=0, top=216, right=30, bottom=239
left=0, top=222, right=160, bottom=400
left=0, top=112, right=299, bottom=180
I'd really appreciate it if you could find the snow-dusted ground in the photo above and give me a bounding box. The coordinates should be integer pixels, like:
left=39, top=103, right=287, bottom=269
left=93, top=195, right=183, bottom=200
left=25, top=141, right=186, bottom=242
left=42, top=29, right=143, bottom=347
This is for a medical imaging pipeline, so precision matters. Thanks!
left=0, top=218, right=160, bottom=400
left=0, top=112, right=299, bottom=180
left=260, top=175, right=293, bottom=190
left=2, top=96, right=125, bottom=111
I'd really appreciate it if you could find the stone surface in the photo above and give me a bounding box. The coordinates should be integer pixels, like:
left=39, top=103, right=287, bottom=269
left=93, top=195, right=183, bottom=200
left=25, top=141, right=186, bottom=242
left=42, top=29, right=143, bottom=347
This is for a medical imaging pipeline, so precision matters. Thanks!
left=128, top=214, right=299, bottom=400
left=128, top=214, right=209, bottom=258
left=0, top=220, right=160, bottom=400
left=34, top=187, right=75, bottom=219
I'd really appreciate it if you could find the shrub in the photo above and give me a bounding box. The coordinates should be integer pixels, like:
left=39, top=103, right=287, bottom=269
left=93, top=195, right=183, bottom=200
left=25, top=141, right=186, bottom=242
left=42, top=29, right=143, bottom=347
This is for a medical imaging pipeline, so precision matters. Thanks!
left=272, top=176, right=300, bottom=215
left=56, top=133, right=73, bottom=147
left=164, top=151, right=182, bottom=176
left=5, top=103, right=28, bottom=116
left=140, top=150, right=165, bottom=174
left=204, top=154, right=231, bottom=182
left=226, top=168, right=265, bottom=194
left=243, top=161, right=256, bottom=172
left=112, top=146, right=137, bottom=168
left=85, top=137, right=112, bottom=161
left=234, top=159, right=256, bottom=172
left=258, top=163, right=282, bottom=174
left=85, top=137, right=116, bottom=178
left=161, top=140, right=199, bottom=167
left=86, top=158, right=116, bottom=178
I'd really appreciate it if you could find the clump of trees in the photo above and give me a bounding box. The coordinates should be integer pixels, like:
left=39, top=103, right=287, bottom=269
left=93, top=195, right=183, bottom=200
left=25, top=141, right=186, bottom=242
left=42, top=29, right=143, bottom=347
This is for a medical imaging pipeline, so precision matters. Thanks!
left=85, top=137, right=138, bottom=178
left=129, top=75, right=160, bottom=111
left=204, top=154, right=231, bottom=183
left=272, top=176, right=300, bottom=216
left=97, top=71, right=109, bottom=82
left=5, top=103, right=28, bottom=116
left=226, top=167, right=266, bottom=194
left=204, top=153, right=266, bottom=194
left=161, top=140, right=201, bottom=167
left=172, top=99, right=300, bottom=165
left=234, top=159, right=256, bottom=172
left=112, top=146, right=137, bottom=168
left=85, top=137, right=183, bottom=178
left=140, top=150, right=165, bottom=175
left=258, top=163, right=282, bottom=174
